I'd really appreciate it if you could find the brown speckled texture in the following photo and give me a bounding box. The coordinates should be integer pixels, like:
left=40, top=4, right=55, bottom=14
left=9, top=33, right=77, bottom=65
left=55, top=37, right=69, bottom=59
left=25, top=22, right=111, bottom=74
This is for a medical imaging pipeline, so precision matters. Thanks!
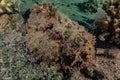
left=0, top=2, right=120, bottom=80
left=26, top=3, right=96, bottom=72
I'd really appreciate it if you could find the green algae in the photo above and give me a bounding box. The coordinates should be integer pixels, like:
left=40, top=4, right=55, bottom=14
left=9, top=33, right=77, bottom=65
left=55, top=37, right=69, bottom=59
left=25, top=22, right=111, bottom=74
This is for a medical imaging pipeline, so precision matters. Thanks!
left=16, top=0, right=109, bottom=30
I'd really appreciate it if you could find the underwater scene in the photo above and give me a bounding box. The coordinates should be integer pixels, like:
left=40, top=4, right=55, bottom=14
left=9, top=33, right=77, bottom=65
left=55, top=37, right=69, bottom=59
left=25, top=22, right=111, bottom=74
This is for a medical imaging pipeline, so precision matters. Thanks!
left=0, top=0, right=120, bottom=80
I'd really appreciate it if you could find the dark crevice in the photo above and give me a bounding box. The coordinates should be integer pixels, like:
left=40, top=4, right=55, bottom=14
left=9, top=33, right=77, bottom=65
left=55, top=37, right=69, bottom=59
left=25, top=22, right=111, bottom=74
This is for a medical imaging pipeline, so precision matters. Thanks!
left=22, top=9, right=30, bottom=20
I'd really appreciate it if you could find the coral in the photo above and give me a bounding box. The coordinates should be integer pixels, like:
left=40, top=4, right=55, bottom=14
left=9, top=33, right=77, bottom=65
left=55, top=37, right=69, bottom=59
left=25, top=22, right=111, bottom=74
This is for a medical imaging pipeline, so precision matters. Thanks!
left=94, top=0, right=120, bottom=48
left=26, top=3, right=96, bottom=73
left=0, top=13, right=24, bottom=32
left=0, top=0, right=18, bottom=15
left=0, top=0, right=20, bottom=32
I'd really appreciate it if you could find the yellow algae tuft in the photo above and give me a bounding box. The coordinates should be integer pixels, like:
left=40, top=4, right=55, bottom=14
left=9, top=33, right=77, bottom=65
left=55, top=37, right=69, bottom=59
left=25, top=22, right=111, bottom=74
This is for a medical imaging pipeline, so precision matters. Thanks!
left=95, top=0, right=120, bottom=48
left=0, top=0, right=18, bottom=14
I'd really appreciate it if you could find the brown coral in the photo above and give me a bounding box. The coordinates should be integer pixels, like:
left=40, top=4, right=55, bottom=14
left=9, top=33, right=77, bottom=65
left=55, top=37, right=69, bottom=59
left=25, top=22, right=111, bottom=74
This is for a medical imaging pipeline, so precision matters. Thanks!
left=95, top=0, right=120, bottom=48
left=26, top=3, right=96, bottom=72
